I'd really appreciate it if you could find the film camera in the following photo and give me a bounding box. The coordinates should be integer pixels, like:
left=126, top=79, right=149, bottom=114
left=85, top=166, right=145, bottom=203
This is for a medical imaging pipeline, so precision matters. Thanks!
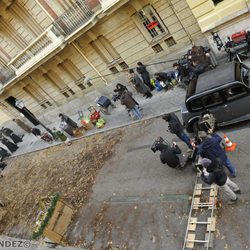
left=151, top=137, right=169, bottom=153
left=112, top=93, right=121, bottom=102
left=198, top=112, right=216, bottom=132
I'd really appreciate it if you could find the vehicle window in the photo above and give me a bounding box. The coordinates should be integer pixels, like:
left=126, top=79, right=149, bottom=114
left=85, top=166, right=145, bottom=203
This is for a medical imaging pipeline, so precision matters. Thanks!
left=201, top=92, right=223, bottom=108
left=241, top=64, right=250, bottom=86
left=223, top=84, right=248, bottom=101
left=188, top=98, right=203, bottom=111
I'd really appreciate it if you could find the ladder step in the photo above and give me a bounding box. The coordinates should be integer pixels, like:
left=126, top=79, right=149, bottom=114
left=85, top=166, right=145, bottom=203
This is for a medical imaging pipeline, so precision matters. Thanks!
left=195, top=187, right=216, bottom=190
left=186, top=239, right=209, bottom=243
left=189, top=221, right=211, bottom=225
left=207, top=217, right=216, bottom=231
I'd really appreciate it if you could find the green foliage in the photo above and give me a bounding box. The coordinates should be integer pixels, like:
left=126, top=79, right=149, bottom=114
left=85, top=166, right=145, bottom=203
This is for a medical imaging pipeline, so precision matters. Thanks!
left=32, top=193, right=60, bottom=240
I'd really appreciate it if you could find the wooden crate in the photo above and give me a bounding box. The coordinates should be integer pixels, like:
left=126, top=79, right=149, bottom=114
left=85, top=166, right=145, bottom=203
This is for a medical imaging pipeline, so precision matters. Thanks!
left=43, top=200, right=74, bottom=243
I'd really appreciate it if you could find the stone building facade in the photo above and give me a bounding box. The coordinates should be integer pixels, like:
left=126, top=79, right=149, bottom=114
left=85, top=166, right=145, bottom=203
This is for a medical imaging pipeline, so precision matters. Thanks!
left=0, top=0, right=205, bottom=124
left=186, top=0, right=250, bottom=53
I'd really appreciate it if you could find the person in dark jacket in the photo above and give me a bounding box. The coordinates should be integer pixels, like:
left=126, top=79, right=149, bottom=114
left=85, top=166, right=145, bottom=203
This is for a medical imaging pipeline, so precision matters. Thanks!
left=127, top=69, right=152, bottom=98
left=155, top=140, right=183, bottom=168
left=154, top=72, right=174, bottom=89
left=31, top=127, right=42, bottom=136
left=136, top=62, right=154, bottom=91
left=0, top=147, right=11, bottom=160
left=120, top=90, right=142, bottom=120
left=59, top=113, right=78, bottom=129
left=200, top=158, right=240, bottom=204
left=198, top=131, right=237, bottom=177
left=1, top=127, right=22, bottom=144
left=162, top=113, right=192, bottom=149
left=0, top=135, right=18, bottom=153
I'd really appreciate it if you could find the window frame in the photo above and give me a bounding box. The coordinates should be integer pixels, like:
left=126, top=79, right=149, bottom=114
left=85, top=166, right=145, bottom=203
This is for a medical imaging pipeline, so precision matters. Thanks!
left=200, top=92, right=224, bottom=108
left=132, top=4, right=168, bottom=43
left=212, top=0, right=224, bottom=6
left=222, top=83, right=249, bottom=101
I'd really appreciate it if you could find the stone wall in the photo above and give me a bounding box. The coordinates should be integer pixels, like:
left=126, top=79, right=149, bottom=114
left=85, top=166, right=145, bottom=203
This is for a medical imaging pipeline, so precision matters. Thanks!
left=0, top=0, right=206, bottom=124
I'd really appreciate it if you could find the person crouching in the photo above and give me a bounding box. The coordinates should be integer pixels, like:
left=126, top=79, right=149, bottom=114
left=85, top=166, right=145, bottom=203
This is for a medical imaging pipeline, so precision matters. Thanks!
left=152, top=137, right=186, bottom=168
left=199, top=158, right=240, bottom=205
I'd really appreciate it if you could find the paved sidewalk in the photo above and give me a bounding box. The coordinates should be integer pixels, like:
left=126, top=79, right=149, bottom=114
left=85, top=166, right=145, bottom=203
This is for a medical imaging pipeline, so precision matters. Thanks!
left=8, top=87, right=186, bottom=157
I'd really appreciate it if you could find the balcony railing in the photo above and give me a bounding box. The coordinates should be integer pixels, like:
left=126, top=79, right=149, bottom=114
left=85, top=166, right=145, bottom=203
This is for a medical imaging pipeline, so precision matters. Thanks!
left=1, top=0, right=110, bottom=86
left=7, top=26, right=64, bottom=76
left=53, top=0, right=94, bottom=36
left=0, top=65, right=16, bottom=85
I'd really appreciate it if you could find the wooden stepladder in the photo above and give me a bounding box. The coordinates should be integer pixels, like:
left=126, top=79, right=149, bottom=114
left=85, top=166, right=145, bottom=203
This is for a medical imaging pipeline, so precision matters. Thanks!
left=183, top=175, right=218, bottom=250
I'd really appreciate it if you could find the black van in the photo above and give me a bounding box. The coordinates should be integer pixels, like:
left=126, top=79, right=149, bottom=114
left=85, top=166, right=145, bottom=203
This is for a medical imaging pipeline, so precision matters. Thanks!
left=181, top=61, right=250, bottom=132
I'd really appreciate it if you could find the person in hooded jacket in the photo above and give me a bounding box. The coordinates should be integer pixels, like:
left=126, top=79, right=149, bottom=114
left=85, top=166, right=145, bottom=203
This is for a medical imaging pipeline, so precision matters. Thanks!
left=58, top=113, right=78, bottom=129
left=198, top=130, right=237, bottom=177
left=120, top=90, right=142, bottom=120
left=127, top=69, right=152, bottom=98
left=136, top=62, right=154, bottom=91
left=157, top=140, right=183, bottom=168
left=162, top=113, right=192, bottom=149
left=200, top=158, right=240, bottom=204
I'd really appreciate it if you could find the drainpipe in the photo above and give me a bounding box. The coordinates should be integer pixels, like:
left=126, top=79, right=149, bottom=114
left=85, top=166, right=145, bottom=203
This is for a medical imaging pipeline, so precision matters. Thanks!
left=167, top=0, right=193, bottom=44
left=71, top=42, right=108, bottom=85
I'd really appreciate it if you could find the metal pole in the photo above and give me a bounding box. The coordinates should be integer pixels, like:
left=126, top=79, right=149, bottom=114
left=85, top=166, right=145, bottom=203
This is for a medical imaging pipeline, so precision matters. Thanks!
left=71, top=42, right=108, bottom=85
left=23, top=107, right=55, bottom=139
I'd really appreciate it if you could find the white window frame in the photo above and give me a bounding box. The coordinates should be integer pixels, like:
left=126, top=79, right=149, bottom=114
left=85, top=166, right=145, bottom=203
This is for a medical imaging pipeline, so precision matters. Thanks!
left=132, top=5, right=168, bottom=43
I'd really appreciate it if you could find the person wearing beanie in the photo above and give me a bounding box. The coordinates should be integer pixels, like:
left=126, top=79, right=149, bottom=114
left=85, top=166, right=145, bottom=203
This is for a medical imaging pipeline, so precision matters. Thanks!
left=200, top=158, right=240, bottom=204
left=198, top=130, right=237, bottom=177
left=162, top=113, right=192, bottom=149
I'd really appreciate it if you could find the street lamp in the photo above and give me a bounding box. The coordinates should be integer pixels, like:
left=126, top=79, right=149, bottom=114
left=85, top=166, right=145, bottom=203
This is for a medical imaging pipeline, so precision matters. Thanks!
left=15, top=99, right=55, bottom=139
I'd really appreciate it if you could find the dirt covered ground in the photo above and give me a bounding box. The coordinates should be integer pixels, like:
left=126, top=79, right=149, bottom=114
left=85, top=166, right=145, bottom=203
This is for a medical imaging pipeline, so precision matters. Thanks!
left=0, top=129, right=124, bottom=239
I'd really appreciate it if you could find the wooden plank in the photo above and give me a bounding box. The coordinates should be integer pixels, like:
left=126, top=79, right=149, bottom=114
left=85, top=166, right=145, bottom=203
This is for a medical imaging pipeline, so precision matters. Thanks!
left=210, top=187, right=218, bottom=197
left=54, top=205, right=74, bottom=236
left=43, top=228, right=62, bottom=243
left=208, top=197, right=217, bottom=209
left=186, top=233, right=195, bottom=249
left=46, top=211, right=60, bottom=230
left=193, top=197, right=200, bottom=209
left=44, top=200, right=74, bottom=242
left=194, top=188, right=202, bottom=196
left=207, top=217, right=216, bottom=232
left=188, top=217, right=197, bottom=231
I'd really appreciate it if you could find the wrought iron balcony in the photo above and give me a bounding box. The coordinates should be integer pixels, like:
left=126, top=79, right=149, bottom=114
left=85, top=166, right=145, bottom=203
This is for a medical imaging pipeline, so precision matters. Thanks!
left=53, top=0, right=95, bottom=36
left=7, top=26, right=64, bottom=76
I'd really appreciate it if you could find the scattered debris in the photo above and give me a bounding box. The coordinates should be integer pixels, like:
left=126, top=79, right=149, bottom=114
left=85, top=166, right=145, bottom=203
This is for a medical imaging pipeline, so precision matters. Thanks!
left=0, top=129, right=124, bottom=239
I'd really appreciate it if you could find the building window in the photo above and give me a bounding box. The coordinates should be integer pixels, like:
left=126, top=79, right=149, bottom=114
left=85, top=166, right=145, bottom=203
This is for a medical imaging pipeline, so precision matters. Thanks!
left=165, top=37, right=176, bottom=47
left=134, top=5, right=168, bottom=43
left=119, top=62, right=129, bottom=70
left=62, top=92, right=70, bottom=98
left=41, top=104, right=47, bottom=109
left=77, top=83, right=86, bottom=90
left=212, top=0, right=224, bottom=5
left=46, top=101, right=52, bottom=106
left=109, top=67, right=119, bottom=74
left=152, top=44, right=163, bottom=53
left=68, top=89, right=75, bottom=95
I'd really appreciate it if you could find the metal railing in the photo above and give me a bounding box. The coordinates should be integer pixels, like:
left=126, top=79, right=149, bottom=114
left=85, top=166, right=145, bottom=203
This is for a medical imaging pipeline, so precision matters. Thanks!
left=7, top=26, right=64, bottom=75
left=53, top=0, right=94, bottom=36
left=0, top=65, right=16, bottom=85
left=2, top=0, right=102, bottom=85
